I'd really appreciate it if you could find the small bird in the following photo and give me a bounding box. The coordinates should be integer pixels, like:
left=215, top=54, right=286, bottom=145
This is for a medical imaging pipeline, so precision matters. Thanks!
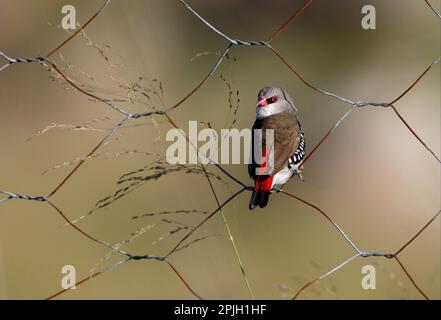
left=248, top=86, right=305, bottom=210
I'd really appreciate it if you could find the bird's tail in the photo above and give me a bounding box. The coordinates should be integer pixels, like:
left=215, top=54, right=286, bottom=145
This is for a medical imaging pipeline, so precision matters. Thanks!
left=249, top=176, right=273, bottom=210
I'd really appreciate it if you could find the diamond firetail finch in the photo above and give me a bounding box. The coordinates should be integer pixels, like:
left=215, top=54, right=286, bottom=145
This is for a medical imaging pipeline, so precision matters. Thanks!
left=248, top=86, right=305, bottom=210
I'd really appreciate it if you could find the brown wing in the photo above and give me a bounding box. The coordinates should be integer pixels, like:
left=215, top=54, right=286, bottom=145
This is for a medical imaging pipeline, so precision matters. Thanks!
left=249, top=112, right=300, bottom=178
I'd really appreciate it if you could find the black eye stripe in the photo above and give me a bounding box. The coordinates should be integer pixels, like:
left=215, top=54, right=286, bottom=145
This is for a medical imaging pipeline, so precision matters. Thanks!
left=266, top=96, right=277, bottom=105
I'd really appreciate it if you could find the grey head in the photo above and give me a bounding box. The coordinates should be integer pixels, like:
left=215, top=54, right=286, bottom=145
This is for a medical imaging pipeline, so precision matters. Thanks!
left=256, top=86, right=297, bottom=119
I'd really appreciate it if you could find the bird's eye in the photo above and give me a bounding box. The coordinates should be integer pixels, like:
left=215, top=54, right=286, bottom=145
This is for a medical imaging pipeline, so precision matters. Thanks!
left=270, top=96, right=278, bottom=103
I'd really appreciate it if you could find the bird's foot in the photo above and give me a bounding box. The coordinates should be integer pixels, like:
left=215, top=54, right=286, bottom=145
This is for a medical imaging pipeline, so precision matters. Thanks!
left=271, top=186, right=284, bottom=193
left=293, top=165, right=305, bottom=181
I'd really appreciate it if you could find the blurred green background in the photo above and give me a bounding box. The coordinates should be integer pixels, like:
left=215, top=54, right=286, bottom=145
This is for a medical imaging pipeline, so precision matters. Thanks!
left=0, top=0, right=439, bottom=299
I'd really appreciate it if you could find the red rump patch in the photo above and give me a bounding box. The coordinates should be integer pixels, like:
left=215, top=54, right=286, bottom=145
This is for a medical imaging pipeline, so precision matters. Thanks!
left=255, top=176, right=273, bottom=192
left=250, top=147, right=273, bottom=209
left=255, top=149, right=272, bottom=191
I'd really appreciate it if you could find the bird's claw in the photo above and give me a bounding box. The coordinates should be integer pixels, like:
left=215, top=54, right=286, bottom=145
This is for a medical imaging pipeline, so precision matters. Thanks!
left=293, top=165, right=305, bottom=181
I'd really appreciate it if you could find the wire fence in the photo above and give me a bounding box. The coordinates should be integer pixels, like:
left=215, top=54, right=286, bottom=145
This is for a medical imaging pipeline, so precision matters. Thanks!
left=0, top=0, right=440, bottom=300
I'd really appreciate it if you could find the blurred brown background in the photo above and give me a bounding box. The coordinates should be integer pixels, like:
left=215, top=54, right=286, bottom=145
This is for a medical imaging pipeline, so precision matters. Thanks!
left=0, top=0, right=439, bottom=299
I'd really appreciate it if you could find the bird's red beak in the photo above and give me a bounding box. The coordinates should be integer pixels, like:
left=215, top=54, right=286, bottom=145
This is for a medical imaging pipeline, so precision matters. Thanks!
left=257, top=96, right=267, bottom=108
